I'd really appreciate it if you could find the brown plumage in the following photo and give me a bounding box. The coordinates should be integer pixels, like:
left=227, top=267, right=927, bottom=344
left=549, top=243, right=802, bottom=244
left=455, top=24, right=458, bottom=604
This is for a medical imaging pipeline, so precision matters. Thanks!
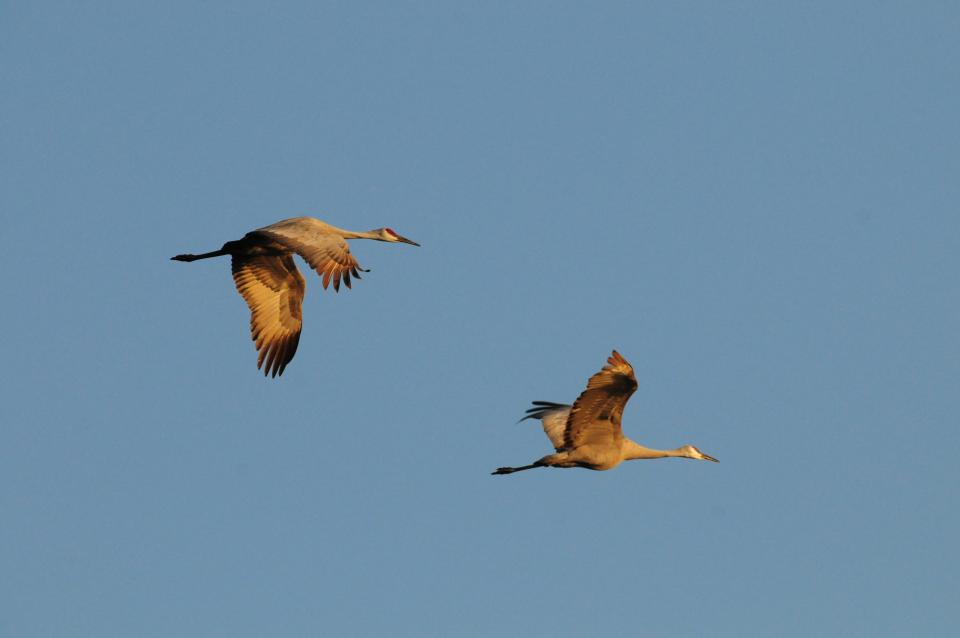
left=563, top=350, right=638, bottom=450
left=172, top=216, right=419, bottom=377
left=230, top=253, right=305, bottom=377
left=493, top=350, right=718, bottom=475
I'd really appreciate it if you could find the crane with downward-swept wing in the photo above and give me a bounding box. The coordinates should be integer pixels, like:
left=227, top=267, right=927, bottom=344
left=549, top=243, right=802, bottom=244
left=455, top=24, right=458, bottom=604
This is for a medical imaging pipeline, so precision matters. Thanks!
left=172, top=216, right=419, bottom=377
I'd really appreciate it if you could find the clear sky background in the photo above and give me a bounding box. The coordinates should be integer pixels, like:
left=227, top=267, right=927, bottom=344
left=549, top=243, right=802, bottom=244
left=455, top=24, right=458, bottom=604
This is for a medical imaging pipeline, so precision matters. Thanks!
left=2, top=2, right=958, bottom=636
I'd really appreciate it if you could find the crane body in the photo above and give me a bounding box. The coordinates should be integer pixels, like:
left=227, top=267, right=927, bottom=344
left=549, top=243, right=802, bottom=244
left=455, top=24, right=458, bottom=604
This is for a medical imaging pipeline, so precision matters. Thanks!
left=172, top=216, right=418, bottom=377
left=493, top=351, right=718, bottom=475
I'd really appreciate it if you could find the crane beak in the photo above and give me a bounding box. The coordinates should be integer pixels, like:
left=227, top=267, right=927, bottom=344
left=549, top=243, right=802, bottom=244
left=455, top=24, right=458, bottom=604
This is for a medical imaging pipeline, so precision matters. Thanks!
left=396, top=235, right=420, bottom=247
left=700, top=452, right=719, bottom=463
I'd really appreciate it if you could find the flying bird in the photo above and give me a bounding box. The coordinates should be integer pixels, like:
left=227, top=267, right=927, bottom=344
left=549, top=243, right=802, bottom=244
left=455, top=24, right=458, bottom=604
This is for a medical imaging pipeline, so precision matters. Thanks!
left=493, top=350, right=718, bottom=475
left=171, top=216, right=419, bottom=377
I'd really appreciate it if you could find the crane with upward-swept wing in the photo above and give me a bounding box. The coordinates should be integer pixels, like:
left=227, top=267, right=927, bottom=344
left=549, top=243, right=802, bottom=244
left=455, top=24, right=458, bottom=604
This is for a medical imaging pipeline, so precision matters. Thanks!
left=493, top=351, right=718, bottom=474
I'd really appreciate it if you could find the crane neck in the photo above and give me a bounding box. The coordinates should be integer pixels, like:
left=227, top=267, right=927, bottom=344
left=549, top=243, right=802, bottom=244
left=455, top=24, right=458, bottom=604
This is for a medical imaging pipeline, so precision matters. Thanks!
left=622, top=439, right=685, bottom=461
left=339, top=229, right=383, bottom=241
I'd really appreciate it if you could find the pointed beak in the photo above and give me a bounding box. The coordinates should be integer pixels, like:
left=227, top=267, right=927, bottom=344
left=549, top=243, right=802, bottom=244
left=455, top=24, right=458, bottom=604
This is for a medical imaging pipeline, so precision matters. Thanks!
left=700, top=452, right=719, bottom=463
left=396, top=235, right=420, bottom=247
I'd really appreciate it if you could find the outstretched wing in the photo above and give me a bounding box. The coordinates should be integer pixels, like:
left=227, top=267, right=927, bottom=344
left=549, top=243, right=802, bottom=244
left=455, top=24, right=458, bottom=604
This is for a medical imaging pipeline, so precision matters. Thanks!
left=520, top=401, right=572, bottom=451
left=564, top=351, right=638, bottom=449
left=252, top=218, right=366, bottom=292
left=231, top=253, right=305, bottom=377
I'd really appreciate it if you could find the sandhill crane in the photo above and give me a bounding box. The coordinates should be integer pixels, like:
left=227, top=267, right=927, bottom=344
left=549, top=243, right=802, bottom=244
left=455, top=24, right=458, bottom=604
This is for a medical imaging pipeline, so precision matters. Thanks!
left=171, top=216, right=419, bottom=377
left=493, top=351, right=718, bottom=475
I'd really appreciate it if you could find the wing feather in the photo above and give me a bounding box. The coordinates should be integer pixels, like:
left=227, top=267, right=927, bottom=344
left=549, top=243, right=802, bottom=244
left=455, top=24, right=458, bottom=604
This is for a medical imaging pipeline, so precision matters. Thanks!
left=251, top=219, right=366, bottom=293
left=520, top=402, right=572, bottom=451
left=564, top=351, right=639, bottom=449
left=231, top=253, right=305, bottom=377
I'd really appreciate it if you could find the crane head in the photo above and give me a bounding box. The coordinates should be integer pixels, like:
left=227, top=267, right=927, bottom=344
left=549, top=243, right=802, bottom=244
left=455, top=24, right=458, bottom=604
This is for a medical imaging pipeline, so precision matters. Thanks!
left=680, top=445, right=719, bottom=462
left=376, top=227, right=420, bottom=246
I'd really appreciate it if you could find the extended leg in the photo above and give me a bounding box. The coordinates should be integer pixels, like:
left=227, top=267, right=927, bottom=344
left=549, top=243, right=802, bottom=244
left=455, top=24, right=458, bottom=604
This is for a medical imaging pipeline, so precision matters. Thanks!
left=491, top=451, right=578, bottom=476
left=171, top=248, right=229, bottom=262
left=491, top=461, right=545, bottom=475
left=171, top=239, right=250, bottom=262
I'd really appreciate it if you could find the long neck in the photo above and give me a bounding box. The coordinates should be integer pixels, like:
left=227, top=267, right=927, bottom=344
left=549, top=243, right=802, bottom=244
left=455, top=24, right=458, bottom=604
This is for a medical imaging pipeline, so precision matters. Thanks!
left=622, top=439, right=685, bottom=461
left=338, top=228, right=382, bottom=240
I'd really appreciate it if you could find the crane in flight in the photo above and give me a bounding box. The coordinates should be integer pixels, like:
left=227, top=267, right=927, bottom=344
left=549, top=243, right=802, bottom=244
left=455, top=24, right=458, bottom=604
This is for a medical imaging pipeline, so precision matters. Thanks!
left=171, top=216, right=419, bottom=377
left=493, top=351, right=718, bottom=475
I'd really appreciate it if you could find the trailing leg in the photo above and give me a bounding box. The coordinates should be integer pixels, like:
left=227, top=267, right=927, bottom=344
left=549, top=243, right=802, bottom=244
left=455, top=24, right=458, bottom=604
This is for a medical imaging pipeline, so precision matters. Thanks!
left=171, top=239, right=249, bottom=262
left=491, top=452, right=572, bottom=476
left=491, top=461, right=545, bottom=475
left=170, top=248, right=229, bottom=262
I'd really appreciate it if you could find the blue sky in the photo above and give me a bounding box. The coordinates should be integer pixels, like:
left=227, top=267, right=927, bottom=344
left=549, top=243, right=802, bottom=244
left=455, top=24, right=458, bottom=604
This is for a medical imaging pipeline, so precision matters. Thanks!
left=2, top=2, right=958, bottom=636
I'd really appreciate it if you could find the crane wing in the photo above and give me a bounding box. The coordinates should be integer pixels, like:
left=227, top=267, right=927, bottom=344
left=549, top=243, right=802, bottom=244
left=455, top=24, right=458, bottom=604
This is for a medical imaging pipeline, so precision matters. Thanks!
left=252, top=219, right=365, bottom=293
left=520, top=401, right=572, bottom=451
left=564, top=351, right=638, bottom=449
left=231, top=253, right=305, bottom=377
